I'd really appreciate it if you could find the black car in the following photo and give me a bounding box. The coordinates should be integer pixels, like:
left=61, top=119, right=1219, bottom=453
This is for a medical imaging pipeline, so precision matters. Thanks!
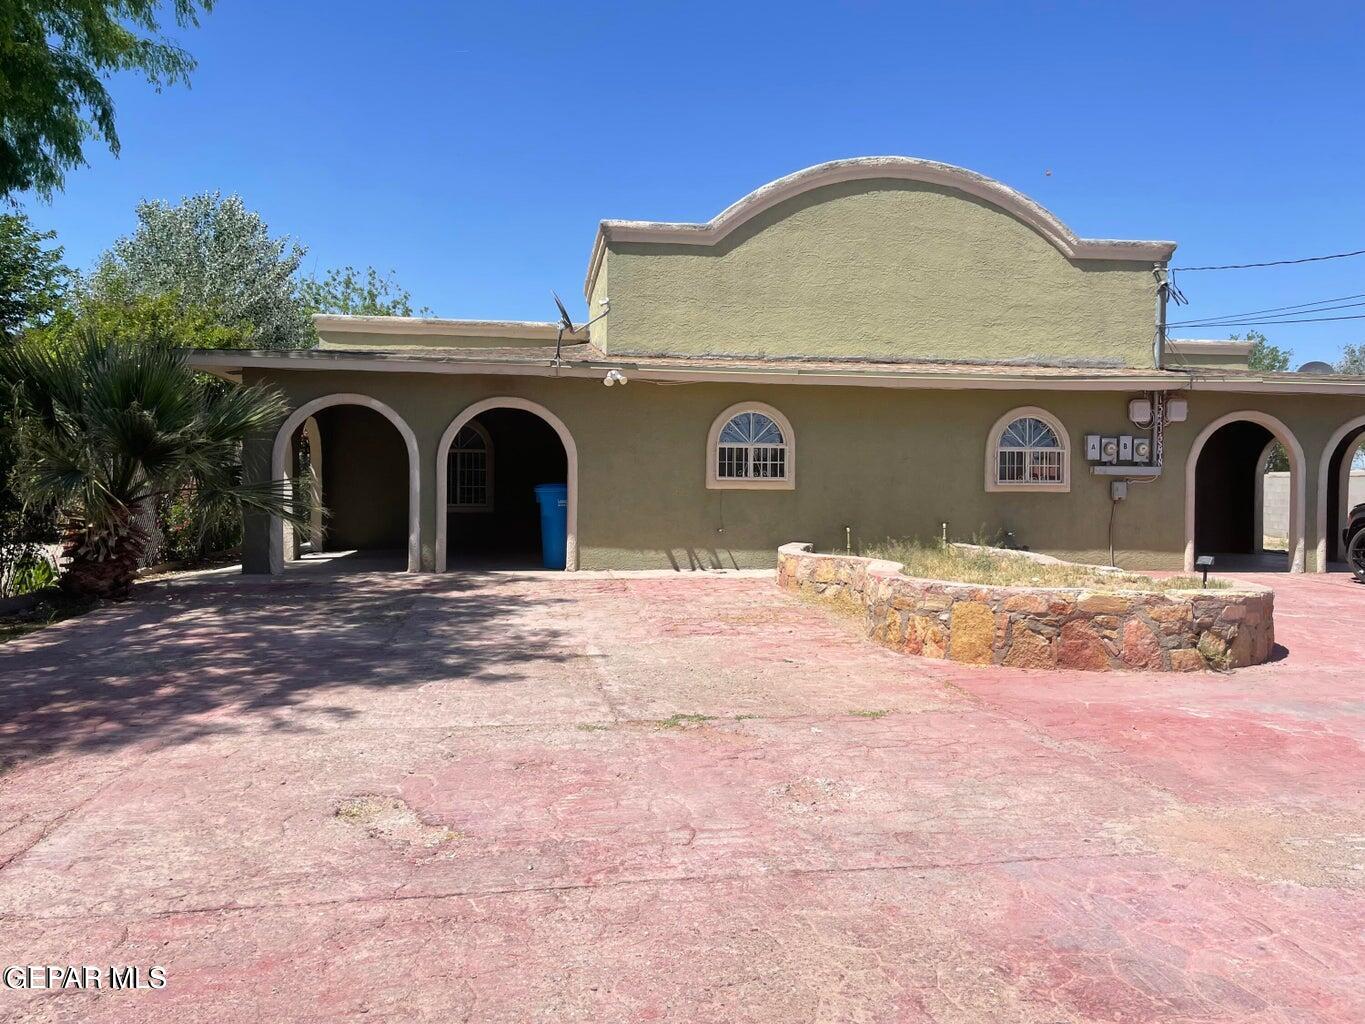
left=1345, top=502, right=1365, bottom=580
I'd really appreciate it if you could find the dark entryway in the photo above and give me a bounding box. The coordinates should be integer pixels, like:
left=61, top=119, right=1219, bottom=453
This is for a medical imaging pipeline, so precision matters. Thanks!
left=1326, top=425, right=1365, bottom=564
left=1194, top=419, right=1287, bottom=569
left=445, top=409, right=568, bottom=569
left=285, top=405, right=409, bottom=569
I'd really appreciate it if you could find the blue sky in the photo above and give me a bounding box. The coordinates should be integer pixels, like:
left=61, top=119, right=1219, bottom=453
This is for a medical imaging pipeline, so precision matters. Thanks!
left=20, top=1, right=1365, bottom=364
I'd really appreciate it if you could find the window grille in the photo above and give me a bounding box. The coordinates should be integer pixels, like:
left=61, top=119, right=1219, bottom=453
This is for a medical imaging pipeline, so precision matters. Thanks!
left=716, top=411, right=788, bottom=480
left=995, top=415, right=1066, bottom=485
left=448, top=423, right=491, bottom=510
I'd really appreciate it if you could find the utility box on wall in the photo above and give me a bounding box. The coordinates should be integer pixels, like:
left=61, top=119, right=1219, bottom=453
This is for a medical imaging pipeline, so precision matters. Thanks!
left=1084, top=431, right=1157, bottom=475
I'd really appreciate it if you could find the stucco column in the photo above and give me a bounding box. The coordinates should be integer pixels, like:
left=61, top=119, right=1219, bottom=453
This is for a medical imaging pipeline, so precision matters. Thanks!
left=1304, top=448, right=1321, bottom=573
left=418, top=429, right=439, bottom=572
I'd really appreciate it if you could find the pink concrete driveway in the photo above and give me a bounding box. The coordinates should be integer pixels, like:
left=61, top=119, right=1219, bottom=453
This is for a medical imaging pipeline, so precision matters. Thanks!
left=1, top=569, right=1362, bottom=1023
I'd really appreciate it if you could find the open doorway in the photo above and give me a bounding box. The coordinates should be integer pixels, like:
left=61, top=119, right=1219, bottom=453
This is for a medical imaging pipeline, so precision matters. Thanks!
left=1324, top=423, right=1365, bottom=568
left=1253, top=439, right=1291, bottom=558
left=270, top=395, right=420, bottom=573
left=443, top=408, right=569, bottom=569
left=1190, top=414, right=1303, bottom=572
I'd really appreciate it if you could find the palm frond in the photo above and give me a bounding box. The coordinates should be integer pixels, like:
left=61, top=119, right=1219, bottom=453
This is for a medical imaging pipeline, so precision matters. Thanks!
left=197, top=379, right=290, bottom=443
left=195, top=476, right=316, bottom=531
left=6, top=330, right=303, bottom=539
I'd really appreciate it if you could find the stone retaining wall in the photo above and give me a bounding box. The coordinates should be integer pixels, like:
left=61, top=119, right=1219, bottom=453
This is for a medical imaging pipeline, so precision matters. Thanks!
left=777, top=543, right=1275, bottom=671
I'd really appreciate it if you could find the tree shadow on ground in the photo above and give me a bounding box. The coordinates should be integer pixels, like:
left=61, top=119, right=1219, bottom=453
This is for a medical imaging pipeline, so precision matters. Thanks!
left=0, top=570, right=573, bottom=762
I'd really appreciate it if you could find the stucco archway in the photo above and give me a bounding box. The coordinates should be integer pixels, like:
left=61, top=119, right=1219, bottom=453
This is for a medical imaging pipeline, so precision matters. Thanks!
left=282, top=416, right=324, bottom=562
left=1316, top=414, right=1365, bottom=571
left=1185, top=411, right=1306, bottom=573
left=435, top=397, right=579, bottom=572
left=270, top=394, right=421, bottom=574
left=1251, top=439, right=1282, bottom=555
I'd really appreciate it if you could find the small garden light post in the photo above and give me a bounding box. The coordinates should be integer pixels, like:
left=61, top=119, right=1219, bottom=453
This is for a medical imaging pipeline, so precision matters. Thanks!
left=1195, top=555, right=1215, bottom=588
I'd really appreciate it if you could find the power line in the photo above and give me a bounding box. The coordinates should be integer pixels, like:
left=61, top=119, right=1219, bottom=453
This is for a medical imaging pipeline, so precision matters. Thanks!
left=1169, top=312, right=1365, bottom=328
left=1165, top=291, right=1365, bottom=328
left=1170, top=298, right=1365, bottom=329
left=1171, top=248, right=1365, bottom=271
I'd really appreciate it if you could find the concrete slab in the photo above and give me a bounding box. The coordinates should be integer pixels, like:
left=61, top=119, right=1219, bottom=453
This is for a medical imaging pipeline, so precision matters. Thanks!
left=0, top=569, right=1361, bottom=1022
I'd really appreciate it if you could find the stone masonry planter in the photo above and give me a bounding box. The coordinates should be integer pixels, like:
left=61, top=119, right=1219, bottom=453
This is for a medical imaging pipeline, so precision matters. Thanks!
left=777, top=543, right=1275, bottom=672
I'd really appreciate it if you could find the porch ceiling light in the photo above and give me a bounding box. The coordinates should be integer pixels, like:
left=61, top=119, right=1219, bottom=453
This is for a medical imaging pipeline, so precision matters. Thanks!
left=603, top=369, right=628, bottom=387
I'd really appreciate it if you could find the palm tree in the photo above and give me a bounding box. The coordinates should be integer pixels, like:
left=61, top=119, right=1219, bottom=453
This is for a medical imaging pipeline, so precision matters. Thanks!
left=2, top=333, right=311, bottom=600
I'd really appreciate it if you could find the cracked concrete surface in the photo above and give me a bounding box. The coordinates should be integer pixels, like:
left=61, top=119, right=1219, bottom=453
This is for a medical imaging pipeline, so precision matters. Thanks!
left=0, top=569, right=1362, bottom=1022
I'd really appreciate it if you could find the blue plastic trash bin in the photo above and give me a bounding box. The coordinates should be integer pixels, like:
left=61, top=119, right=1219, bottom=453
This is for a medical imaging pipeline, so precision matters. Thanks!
left=533, top=483, right=569, bottom=570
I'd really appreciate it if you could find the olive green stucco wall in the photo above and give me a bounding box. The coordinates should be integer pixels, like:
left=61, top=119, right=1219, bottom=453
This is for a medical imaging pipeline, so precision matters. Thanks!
left=587, top=249, right=609, bottom=351
left=242, top=367, right=1365, bottom=574
left=595, top=180, right=1157, bottom=367
left=315, top=405, right=408, bottom=550
left=1167, top=348, right=1252, bottom=370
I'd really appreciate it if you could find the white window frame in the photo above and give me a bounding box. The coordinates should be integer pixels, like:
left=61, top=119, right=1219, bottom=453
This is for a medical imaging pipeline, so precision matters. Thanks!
left=706, top=402, right=796, bottom=490
left=985, top=406, right=1070, bottom=493
left=446, top=420, right=494, bottom=512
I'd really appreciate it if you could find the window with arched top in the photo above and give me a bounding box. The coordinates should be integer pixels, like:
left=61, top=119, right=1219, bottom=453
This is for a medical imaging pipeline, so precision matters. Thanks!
left=707, top=402, right=796, bottom=490
left=986, top=407, right=1070, bottom=492
left=447, top=421, right=493, bottom=511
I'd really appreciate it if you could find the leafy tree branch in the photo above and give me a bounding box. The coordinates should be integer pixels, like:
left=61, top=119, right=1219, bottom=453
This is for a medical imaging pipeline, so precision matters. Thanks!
left=0, top=0, right=213, bottom=198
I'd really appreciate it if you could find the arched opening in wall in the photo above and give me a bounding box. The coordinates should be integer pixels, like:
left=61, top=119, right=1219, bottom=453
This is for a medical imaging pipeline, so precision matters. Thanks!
left=1324, top=424, right=1365, bottom=567
left=282, top=416, right=324, bottom=562
left=1194, top=419, right=1299, bottom=572
left=272, top=397, right=419, bottom=574
left=442, top=409, right=569, bottom=569
left=1253, top=439, right=1290, bottom=557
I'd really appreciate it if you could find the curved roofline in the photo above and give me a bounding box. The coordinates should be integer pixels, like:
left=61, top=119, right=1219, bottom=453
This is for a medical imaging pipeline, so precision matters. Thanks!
left=583, top=156, right=1177, bottom=297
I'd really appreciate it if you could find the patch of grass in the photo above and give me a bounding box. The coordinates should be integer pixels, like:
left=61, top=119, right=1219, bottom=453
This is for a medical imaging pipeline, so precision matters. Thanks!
left=655, top=713, right=716, bottom=729
left=734, top=713, right=759, bottom=721
left=848, top=709, right=889, bottom=719
left=1161, top=575, right=1224, bottom=590
left=575, top=722, right=611, bottom=732
left=334, top=795, right=460, bottom=848
left=334, top=798, right=376, bottom=824
left=1198, top=634, right=1234, bottom=672
left=861, top=539, right=1230, bottom=592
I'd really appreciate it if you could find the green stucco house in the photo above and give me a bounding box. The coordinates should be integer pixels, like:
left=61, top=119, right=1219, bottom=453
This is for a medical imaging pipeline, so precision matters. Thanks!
left=190, top=157, right=1365, bottom=576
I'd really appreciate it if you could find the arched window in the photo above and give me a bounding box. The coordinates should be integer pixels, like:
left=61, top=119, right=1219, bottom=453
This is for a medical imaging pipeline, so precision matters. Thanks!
left=986, top=407, right=1069, bottom=492
left=707, top=402, right=795, bottom=490
left=447, top=421, right=493, bottom=511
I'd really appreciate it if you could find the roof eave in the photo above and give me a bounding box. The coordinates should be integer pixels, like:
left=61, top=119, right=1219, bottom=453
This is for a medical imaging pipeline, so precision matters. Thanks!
left=185, top=349, right=1365, bottom=395
left=311, top=314, right=586, bottom=343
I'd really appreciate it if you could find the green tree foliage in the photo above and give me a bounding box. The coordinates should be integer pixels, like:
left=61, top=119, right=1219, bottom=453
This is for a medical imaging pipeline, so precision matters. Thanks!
left=1, top=333, right=311, bottom=599
left=0, top=0, right=212, bottom=198
left=0, top=212, right=70, bottom=340
left=0, top=212, right=70, bottom=593
left=300, top=265, right=431, bottom=318
left=1337, top=343, right=1365, bottom=375
left=1235, top=330, right=1292, bottom=372
left=90, top=192, right=313, bottom=349
left=33, top=286, right=255, bottom=350
left=18, top=275, right=258, bottom=568
left=1262, top=441, right=1289, bottom=474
